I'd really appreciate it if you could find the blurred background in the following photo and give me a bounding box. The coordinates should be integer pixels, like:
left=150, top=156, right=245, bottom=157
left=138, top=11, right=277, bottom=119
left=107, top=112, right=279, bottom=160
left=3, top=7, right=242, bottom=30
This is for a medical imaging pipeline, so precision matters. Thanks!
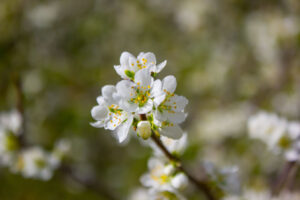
left=0, top=0, right=300, bottom=199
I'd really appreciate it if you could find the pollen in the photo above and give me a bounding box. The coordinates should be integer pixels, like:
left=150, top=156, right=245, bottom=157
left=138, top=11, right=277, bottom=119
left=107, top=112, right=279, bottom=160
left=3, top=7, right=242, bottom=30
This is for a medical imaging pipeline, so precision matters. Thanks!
left=137, top=82, right=140, bottom=85
left=147, top=85, right=150, bottom=89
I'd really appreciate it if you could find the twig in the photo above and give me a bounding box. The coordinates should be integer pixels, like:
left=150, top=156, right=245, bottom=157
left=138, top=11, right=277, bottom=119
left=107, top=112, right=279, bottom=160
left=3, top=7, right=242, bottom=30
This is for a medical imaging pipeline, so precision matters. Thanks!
left=13, top=74, right=27, bottom=147
left=272, top=161, right=298, bottom=196
left=150, top=134, right=217, bottom=200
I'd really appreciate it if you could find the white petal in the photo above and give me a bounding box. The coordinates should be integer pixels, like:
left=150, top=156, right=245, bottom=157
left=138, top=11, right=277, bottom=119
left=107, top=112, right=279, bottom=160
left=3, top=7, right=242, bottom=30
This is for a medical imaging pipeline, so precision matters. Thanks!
left=96, top=96, right=105, bottom=105
left=115, top=115, right=133, bottom=143
left=151, top=79, right=163, bottom=97
left=153, top=94, right=166, bottom=107
left=102, top=85, right=116, bottom=102
left=114, top=65, right=127, bottom=79
left=154, top=110, right=168, bottom=122
left=128, top=56, right=139, bottom=72
left=167, top=112, right=187, bottom=124
left=162, top=75, right=177, bottom=94
left=169, top=95, right=188, bottom=112
left=155, top=60, right=167, bottom=73
left=137, top=100, right=153, bottom=114
left=116, top=80, right=135, bottom=99
left=91, top=105, right=108, bottom=121
left=138, top=52, right=156, bottom=65
left=160, top=125, right=183, bottom=139
left=90, top=121, right=105, bottom=128
left=120, top=51, right=134, bottom=65
left=135, top=68, right=152, bottom=88
left=171, top=173, right=188, bottom=190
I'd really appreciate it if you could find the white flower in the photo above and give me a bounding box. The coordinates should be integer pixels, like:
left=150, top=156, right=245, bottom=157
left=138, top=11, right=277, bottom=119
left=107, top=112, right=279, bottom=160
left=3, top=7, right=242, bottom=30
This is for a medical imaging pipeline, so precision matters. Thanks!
left=284, top=122, right=300, bottom=162
left=141, top=157, right=188, bottom=195
left=0, top=128, right=18, bottom=166
left=114, top=51, right=167, bottom=80
left=137, top=121, right=152, bottom=140
left=115, top=68, right=157, bottom=114
left=204, top=161, right=241, bottom=195
left=153, top=76, right=188, bottom=124
left=247, top=111, right=288, bottom=150
left=91, top=85, right=133, bottom=143
left=19, top=147, right=57, bottom=181
left=0, top=110, right=22, bottom=135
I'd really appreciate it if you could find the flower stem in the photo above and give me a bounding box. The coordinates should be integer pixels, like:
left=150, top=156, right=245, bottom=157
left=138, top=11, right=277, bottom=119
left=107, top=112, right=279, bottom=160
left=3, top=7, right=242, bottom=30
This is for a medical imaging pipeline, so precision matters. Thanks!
left=272, top=161, right=298, bottom=196
left=150, top=133, right=218, bottom=200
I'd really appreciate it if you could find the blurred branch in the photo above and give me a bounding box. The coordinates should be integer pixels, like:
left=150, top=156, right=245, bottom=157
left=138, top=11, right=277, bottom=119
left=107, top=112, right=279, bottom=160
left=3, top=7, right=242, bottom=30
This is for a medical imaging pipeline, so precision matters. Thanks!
left=139, top=114, right=218, bottom=199
left=13, top=74, right=27, bottom=147
left=151, top=133, right=218, bottom=200
left=272, top=161, right=298, bottom=196
left=61, top=165, right=118, bottom=200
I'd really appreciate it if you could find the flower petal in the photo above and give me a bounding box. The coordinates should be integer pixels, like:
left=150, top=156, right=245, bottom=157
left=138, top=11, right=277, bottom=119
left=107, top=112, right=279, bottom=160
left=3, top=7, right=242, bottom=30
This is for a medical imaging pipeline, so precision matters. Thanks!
left=162, top=75, right=177, bottom=94
left=135, top=68, right=153, bottom=88
left=91, top=105, right=108, bottom=121
left=160, top=125, right=183, bottom=139
left=115, top=115, right=133, bottom=143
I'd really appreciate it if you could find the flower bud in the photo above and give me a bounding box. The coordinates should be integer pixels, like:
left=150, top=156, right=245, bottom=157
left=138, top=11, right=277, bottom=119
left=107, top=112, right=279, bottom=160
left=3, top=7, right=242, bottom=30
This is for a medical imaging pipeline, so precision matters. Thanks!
left=137, top=121, right=152, bottom=140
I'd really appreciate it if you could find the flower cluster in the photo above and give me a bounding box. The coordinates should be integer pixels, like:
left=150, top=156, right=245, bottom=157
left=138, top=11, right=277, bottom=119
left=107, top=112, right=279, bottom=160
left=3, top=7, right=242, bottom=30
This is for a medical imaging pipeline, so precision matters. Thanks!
left=0, top=110, right=70, bottom=180
left=248, top=111, right=300, bottom=162
left=91, top=52, right=188, bottom=142
left=140, top=134, right=189, bottom=199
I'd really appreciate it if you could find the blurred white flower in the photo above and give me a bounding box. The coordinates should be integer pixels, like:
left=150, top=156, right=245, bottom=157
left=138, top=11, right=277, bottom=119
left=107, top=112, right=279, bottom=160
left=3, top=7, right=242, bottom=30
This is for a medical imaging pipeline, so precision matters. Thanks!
left=153, top=76, right=188, bottom=124
left=248, top=111, right=288, bottom=151
left=27, top=3, right=59, bottom=29
left=0, top=110, right=22, bottom=135
left=19, top=147, right=57, bottom=181
left=140, top=157, right=188, bottom=195
left=90, top=85, right=133, bottom=143
left=204, top=161, right=241, bottom=195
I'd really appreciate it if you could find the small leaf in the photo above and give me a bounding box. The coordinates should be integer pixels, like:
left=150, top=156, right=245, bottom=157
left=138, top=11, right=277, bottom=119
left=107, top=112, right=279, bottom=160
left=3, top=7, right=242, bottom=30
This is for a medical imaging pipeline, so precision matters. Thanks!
left=124, top=70, right=135, bottom=80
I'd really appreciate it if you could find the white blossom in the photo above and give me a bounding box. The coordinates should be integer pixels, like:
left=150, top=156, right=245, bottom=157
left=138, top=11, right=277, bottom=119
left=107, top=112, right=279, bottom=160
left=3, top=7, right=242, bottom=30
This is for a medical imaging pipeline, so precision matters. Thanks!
left=114, top=51, right=166, bottom=80
left=91, top=52, right=188, bottom=142
left=204, top=161, right=241, bottom=195
left=115, top=68, right=156, bottom=114
left=153, top=76, right=188, bottom=124
left=19, top=147, right=57, bottom=181
left=247, top=111, right=288, bottom=151
left=91, top=85, right=133, bottom=143
left=0, top=110, right=22, bottom=135
left=140, top=157, right=188, bottom=196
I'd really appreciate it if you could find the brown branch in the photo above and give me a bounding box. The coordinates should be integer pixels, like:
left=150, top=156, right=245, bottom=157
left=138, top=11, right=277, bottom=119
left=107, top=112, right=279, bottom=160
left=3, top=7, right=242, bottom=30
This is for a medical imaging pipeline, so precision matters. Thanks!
left=13, top=74, right=27, bottom=147
left=150, top=133, right=218, bottom=200
left=272, top=161, right=298, bottom=196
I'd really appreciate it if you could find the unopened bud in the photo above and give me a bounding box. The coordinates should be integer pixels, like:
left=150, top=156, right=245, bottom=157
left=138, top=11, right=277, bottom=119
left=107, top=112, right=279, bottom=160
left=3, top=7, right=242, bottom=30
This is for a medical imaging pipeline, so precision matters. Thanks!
left=137, top=121, right=152, bottom=140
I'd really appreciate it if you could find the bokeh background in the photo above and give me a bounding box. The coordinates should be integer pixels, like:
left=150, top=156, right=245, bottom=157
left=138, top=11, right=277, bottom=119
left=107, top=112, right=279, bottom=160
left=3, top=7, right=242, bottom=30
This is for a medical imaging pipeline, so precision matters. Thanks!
left=0, top=0, right=300, bottom=199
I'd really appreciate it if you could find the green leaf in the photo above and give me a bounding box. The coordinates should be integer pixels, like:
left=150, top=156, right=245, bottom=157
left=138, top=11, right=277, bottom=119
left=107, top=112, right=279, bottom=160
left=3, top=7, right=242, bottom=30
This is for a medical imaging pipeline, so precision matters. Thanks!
left=124, top=70, right=135, bottom=80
